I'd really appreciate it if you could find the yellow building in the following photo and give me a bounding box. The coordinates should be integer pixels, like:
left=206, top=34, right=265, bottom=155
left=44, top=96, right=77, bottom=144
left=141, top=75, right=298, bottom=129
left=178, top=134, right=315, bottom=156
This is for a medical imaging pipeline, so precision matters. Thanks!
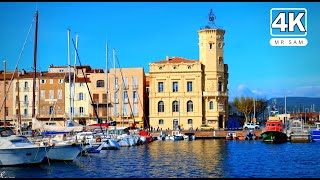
left=148, top=10, right=229, bottom=130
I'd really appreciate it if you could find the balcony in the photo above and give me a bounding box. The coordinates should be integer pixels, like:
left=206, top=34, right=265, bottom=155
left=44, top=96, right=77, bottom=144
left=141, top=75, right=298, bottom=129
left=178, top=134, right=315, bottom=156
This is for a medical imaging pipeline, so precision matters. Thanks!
left=203, top=91, right=228, bottom=97
left=23, top=101, right=29, bottom=107
left=123, top=84, right=129, bottom=90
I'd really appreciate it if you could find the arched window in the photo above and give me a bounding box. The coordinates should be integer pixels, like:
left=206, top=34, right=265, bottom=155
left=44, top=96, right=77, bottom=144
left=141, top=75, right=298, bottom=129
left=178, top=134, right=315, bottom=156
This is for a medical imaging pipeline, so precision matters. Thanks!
left=187, top=100, right=193, bottom=112
left=158, top=101, right=164, bottom=112
left=96, top=80, right=105, bottom=87
left=159, top=119, right=164, bottom=124
left=172, top=101, right=179, bottom=112
left=209, top=101, right=214, bottom=110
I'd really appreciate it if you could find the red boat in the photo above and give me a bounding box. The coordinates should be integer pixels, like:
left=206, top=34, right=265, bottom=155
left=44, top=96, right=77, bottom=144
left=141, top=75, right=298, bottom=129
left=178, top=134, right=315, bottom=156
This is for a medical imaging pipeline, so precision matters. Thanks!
left=138, top=130, right=153, bottom=143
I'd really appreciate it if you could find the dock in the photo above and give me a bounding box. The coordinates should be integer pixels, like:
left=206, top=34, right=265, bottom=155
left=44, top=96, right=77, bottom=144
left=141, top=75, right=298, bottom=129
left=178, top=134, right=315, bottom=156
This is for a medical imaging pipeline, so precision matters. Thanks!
left=150, top=129, right=263, bottom=139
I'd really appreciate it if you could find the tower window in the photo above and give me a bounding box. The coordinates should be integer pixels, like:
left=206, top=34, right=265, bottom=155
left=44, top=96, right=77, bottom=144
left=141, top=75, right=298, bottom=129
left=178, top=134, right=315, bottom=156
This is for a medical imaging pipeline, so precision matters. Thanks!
left=209, top=43, right=213, bottom=49
left=219, top=57, right=223, bottom=65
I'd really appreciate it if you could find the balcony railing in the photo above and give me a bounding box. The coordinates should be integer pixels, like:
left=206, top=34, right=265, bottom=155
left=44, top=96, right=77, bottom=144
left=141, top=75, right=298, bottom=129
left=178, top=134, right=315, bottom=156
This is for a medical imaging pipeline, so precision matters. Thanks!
left=123, top=84, right=129, bottom=90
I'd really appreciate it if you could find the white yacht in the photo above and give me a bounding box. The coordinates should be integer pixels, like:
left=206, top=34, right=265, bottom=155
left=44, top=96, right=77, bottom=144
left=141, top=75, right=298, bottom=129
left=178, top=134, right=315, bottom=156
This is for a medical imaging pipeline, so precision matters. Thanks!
left=0, top=127, right=48, bottom=166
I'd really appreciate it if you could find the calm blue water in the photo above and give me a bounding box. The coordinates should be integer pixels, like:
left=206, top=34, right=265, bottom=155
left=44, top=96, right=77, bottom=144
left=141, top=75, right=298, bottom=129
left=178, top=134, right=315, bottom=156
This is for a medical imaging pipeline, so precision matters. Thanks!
left=1, top=140, right=320, bottom=178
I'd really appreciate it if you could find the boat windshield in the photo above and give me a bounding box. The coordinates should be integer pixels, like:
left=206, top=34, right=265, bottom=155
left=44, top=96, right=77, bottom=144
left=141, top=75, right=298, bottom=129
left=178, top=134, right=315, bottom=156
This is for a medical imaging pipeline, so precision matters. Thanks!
left=0, top=128, right=16, bottom=137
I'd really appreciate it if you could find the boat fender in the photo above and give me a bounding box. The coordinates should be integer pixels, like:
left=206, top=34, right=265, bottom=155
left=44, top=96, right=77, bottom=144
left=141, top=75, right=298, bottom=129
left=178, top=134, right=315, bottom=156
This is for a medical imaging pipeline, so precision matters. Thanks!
left=96, top=137, right=102, bottom=142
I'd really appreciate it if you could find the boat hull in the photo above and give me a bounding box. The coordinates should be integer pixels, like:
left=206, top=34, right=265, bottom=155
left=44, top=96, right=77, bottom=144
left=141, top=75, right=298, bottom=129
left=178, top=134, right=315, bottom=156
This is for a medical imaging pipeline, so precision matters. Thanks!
left=0, top=146, right=47, bottom=166
left=101, top=139, right=120, bottom=150
left=261, top=131, right=287, bottom=143
left=310, top=130, right=320, bottom=142
left=47, top=143, right=82, bottom=161
left=173, top=135, right=184, bottom=141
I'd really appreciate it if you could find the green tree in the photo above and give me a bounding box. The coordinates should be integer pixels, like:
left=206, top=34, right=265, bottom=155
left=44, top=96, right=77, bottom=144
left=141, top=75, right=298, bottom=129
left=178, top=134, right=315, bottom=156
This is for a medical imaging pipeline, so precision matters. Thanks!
left=233, top=96, right=254, bottom=123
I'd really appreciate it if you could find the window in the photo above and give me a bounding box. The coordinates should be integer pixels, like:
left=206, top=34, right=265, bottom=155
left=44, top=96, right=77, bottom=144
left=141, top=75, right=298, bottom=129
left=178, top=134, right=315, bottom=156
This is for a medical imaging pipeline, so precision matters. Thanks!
left=57, top=89, right=62, bottom=99
left=49, top=90, right=54, bottom=99
left=40, top=79, right=46, bottom=84
left=158, top=101, right=164, bottom=112
left=5, top=107, right=8, bottom=116
left=123, top=105, right=128, bottom=116
left=173, top=66, right=177, bottom=70
left=59, top=79, right=63, bottom=84
left=123, top=77, right=128, bottom=89
left=114, top=105, right=118, bottom=117
left=133, top=91, right=138, bottom=103
left=24, top=82, right=28, bottom=88
left=24, top=109, right=27, bottom=117
left=218, top=82, right=222, bottom=92
left=49, top=106, right=54, bottom=115
left=209, top=101, right=214, bottom=110
left=159, top=119, right=164, bottom=125
left=96, top=80, right=104, bottom=87
left=80, top=82, right=85, bottom=87
left=41, top=90, right=45, bottom=99
left=24, top=95, right=28, bottom=104
left=133, top=104, right=138, bottom=116
left=172, top=82, right=178, bottom=92
left=210, top=43, right=213, bottom=49
left=188, top=119, right=193, bottom=124
left=79, top=107, right=85, bottom=115
left=132, top=76, right=138, bottom=89
left=219, top=105, right=224, bottom=110
left=41, top=107, right=45, bottom=115
left=172, top=101, right=179, bottom=112
left=159, top=66, right=163, bottom=70
left=115, top=91, right=119, bottom=103
left=188, top=66, right=191, bottom=69
left=50, top=79, right=53, bottom=84
left=59, top=69, right=64, bottom=72
left=123, top=91, right=128, bottom=103
left=187, top=100, right=193, bottom=112
left=70, top=107, right=74, bottom=114
left=57, top=107, right=61, bottom=115
left=115, top=77, right=118, bottom=87
left=79, top=92, right=85, bottom=101
left=219, top=57, right=223, bottom=65
left=158, top=82, right=164, bottom=92
left=187, top=81, right=192, bottom=92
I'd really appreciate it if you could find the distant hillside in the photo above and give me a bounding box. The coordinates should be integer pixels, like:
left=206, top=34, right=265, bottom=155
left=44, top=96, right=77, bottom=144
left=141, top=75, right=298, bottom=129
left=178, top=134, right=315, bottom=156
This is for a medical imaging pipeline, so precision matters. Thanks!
left=229, top=97, right=320, bottom=115
left=268, top=97, right=320, bottom=113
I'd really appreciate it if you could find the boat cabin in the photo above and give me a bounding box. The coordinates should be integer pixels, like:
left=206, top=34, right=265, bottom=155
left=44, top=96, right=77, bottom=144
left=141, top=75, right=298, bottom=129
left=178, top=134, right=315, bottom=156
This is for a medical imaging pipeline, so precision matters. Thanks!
left=0, top=127, right=15, bottom=137
left=265, top=120, right=284, bottom=132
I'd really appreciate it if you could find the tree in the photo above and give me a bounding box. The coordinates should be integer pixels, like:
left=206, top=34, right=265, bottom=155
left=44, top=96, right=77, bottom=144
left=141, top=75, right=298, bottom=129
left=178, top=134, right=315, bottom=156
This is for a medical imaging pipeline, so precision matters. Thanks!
left=249, top=98, right=268, bottom=122
left=233, top=96, right=254, bottom=123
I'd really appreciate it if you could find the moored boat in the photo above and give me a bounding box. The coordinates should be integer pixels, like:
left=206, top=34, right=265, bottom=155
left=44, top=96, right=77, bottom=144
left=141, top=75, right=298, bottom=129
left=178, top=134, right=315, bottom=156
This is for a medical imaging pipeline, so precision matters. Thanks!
left=226, top=131, right=237, bottom=140
left=261, top=110, right=287, bottom=143
left=310, top=122, right=320, bottom=142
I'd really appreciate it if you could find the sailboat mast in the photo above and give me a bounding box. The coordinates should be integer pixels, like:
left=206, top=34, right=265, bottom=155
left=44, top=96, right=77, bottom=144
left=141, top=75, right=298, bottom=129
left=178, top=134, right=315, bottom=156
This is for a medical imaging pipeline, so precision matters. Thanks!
left=113, top=48, right=116, bottom=126
left=106, top=40, right=109, bottom=123
left=67, top=29, right=72, bottom=123
left=32, top=10, right=38, bottom=119
left=17, top=71, right=22, bottom=133
left=3, top=59, right=6, bottom=128
left=72, top=34, right=78, bottom=122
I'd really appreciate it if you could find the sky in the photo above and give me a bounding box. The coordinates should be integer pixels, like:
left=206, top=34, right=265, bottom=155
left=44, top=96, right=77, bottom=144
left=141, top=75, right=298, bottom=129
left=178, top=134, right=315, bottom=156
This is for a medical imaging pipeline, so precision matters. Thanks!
left=0, top=2, right=319, bottom=100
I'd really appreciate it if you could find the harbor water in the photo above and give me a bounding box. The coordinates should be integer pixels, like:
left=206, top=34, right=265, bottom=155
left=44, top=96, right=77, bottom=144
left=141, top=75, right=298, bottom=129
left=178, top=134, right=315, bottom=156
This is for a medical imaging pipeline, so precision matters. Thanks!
left=1, top=139, right=319, bottom=178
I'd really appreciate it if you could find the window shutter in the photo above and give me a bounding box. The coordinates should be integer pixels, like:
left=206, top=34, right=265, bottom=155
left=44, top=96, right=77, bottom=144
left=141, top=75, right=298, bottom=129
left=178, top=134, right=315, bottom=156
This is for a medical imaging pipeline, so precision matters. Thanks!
left=83, top=93, right=86, bottom=101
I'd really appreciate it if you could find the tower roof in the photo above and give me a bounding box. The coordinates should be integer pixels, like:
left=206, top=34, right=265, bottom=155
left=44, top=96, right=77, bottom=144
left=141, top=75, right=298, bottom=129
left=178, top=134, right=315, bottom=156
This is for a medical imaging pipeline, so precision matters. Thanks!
left=153, top=57, right=198, bottom=64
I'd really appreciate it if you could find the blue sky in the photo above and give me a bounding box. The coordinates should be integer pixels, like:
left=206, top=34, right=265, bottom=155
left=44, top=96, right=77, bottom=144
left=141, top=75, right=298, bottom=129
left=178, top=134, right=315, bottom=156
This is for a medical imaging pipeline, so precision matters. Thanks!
left=0, top=2, right=319, bottom=100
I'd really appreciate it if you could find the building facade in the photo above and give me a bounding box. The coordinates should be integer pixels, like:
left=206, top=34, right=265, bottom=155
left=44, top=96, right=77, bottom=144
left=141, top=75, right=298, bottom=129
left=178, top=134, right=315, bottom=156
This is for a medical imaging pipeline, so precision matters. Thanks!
left=108, top=68, right=146, bottom=128
left=148, top=12, right=229, bottom=130
left=37, top=71, right=66, bottom=126
left=0, top=71, right=16, bottom=126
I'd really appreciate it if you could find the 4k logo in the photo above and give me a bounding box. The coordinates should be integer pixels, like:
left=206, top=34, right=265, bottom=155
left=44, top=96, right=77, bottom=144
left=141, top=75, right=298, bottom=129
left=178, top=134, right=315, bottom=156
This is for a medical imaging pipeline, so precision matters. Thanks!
left=270, top=8, right=308, bottom=46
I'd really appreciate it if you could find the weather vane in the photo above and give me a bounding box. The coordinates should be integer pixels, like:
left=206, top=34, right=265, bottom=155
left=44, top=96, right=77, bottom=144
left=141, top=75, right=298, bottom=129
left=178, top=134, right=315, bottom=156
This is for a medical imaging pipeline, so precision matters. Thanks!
left=201, top=8, right=222, bottom=30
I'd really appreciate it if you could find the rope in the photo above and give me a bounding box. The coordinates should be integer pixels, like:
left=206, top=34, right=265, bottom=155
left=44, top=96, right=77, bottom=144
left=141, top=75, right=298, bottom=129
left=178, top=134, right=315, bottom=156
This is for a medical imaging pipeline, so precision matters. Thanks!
left=33, top=145, right=40, bottom=160
left=0, top=15, right=36, bottom=112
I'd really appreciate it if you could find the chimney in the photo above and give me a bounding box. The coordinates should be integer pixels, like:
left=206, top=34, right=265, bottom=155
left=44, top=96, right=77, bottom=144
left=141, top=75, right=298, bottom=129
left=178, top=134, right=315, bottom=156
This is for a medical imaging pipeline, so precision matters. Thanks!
left=21, top=69, right=26, bottom=75
left=166, top=55, right=169, bottom=61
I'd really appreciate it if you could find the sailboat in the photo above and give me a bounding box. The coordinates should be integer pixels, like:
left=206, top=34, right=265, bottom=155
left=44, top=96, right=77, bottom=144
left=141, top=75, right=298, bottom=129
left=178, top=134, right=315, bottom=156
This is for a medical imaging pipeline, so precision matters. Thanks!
left=0, top=10, right=48, bottom=166
left=31, top=28, right=83, bottom=161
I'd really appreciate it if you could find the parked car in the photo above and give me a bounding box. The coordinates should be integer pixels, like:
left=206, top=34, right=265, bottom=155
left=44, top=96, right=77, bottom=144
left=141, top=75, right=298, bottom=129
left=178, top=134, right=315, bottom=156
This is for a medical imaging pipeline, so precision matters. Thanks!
left=243, top=123, right=260, bottom=130
left=200, top=124, right=214, bottom=131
